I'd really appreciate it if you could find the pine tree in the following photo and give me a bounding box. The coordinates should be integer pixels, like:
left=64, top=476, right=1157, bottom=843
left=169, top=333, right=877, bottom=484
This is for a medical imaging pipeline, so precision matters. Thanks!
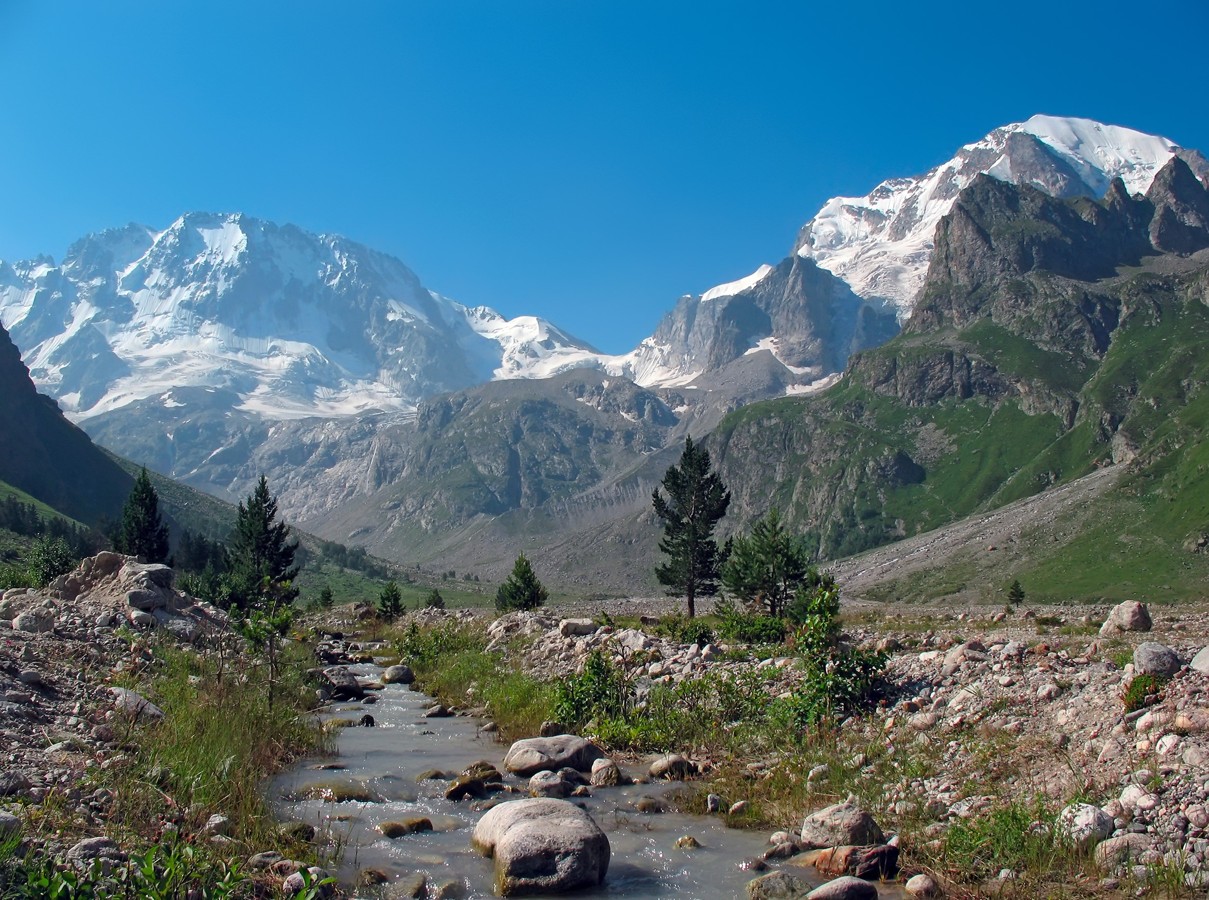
left=317, top=584, right=335, bottom=609
left=721, top=508, right=811, bottom=618
left=1008, top=579, right=1026, bottom=606
left=226, top=475, right=299, bottom=611
left=424, top=588, right=445, bottom=609
left=377, top=580, right=404, bottom=621
left=652, top=437, right=730, bottom=618
left=115, top=467, right=169, bottom=563
left=494, top=553, right=549, bottom=611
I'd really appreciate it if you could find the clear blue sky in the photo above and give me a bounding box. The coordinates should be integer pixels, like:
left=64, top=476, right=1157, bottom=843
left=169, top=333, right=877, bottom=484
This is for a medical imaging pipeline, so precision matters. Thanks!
left=1, top=0, right=1206, bottom=353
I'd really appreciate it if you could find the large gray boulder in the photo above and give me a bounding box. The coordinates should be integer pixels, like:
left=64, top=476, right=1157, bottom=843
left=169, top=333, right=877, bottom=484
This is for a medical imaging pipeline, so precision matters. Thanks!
left=1099, top=601, right=1151, bottom=636
left=503, top=735, right=605, bottom=776
left=1133, top=642, right=1181, bottom=678
left=472, top=798, right=610, bottom=896
left=320, top=666, right=364, bottom=701
left=381, top=665, right=414, bottom=685
left=800, top=797, right=884, bottom=849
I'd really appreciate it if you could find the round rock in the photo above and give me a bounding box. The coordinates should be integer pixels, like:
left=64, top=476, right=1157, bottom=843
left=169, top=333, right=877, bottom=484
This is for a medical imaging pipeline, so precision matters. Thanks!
left=472, top=798, right=610, bottom=896
left=800, top=797, right=884, bottom=849
left=1133, top=642, right=1181, bottom=678
left=503, top=734, right=605, bottom=776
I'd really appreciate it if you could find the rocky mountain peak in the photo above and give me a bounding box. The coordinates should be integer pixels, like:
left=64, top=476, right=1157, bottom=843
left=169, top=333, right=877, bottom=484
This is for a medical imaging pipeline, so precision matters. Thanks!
left=1145, top=157, right=1209, bottom=254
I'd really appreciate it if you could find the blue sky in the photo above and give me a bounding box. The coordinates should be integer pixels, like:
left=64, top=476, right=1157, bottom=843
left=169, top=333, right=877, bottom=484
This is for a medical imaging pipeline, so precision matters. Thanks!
left=1, top=1, right=1206, bottom=353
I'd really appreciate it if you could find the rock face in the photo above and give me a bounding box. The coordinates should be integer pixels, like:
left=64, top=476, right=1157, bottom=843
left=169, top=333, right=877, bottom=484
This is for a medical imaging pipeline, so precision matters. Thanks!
left=503, top=735, right=605, bottom=777
left=471, top=798, right=610, bottom=896
left=800, top=798, right=885, bottom=849
left=1100, top=601, right=1152, bottom=636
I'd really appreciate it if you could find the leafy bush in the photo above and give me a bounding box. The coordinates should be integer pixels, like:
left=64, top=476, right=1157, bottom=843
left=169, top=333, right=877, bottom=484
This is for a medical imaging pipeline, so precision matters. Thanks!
left=25, top=536, right=77, bottom=588
left=555, top=651, right=632, bottom=731
left=713, top=598, right=786, bottom=644
left=655, top=613, right=714, bottom=646
left=774, top=645, right=886, bottom=728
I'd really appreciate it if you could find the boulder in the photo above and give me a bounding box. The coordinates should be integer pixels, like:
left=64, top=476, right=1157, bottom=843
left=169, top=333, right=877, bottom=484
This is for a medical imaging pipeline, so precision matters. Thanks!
left=1099, top=601, right=1151, bottom=636
left=320, top=666, right=364, bottom=701
left=649, top=753, right=695, bottom=780
left=529, top=770, right=572, bottom=798
left=503, top=735, right=605, bottom=776
left=12, top=611, right=53, bottom=633
left=559, top=618, right=598, bottom=637
left=590, top=758, right=622, bottom=787
left=746, top=870, right=810, bottom=898
left=800, top=798, right=884, bottom=849
left=282, top=866, right=334, bottom=898
left=905, top=873, right=940, bottom=897
left=812, top=843, right=899, bottom=879
left=807, top=876, right=879, bottom=899
left=109, top=687, right=165, bottom=721
left=120, top=561, right=175, bottom=589
left=472, top=798, right=609, bottom=896
left=1057, top=802, right=1113, bottom=848
left=66, top=837, right=126, bottom=873
left=125, top=589, right=166, bottom=611
left=1133, top=642, right=1181, bottom=678
left=1190, top=647, right=1209, bottom=674
left=381, top=665, right=414, bottom=685
left=1094, top=833, right=1153, bottom=869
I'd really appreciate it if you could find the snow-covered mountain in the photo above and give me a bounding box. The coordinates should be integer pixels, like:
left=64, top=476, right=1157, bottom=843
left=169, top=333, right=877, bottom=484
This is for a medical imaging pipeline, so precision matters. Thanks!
left=0, top=212, right=600, bottom=421
left=793, top=115, right=1209, bottom=317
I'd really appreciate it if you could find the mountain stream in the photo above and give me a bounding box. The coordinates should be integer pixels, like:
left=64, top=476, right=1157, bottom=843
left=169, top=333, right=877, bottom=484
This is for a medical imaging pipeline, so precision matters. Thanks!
left=270, top=662, right=859, bottom=899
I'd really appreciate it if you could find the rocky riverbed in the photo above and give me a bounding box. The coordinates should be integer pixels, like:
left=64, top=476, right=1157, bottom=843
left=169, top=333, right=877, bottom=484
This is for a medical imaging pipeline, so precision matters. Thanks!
left=4, top=552, right=1209, bottom=897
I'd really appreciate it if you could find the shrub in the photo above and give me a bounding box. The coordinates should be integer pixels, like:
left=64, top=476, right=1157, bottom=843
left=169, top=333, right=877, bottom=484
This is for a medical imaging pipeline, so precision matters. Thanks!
left=1122, top=673, right=1166, bottom=712
left=25, top=535, right=76, bottom=587
left=713, top=598, right=786, bottom=644
left=655, top=613, right=714, bottom=646
left=555, top=650, right=632, bottom=731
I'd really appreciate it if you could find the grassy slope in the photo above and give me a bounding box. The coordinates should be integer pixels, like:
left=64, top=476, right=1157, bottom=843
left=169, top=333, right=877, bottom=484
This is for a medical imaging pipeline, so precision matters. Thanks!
left=715, top=265, right=1209, bottom=603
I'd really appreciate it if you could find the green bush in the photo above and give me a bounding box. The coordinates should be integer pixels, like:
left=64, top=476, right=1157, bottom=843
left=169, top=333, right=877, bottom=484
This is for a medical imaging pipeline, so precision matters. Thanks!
left=26, top=536, right=76, bottom=588
left=555, top=651, right=632, bottom=731
left=713, top=598, right=786, bottom=644
left=655, top=613, right=714, bottom=646
left=1122, top=673, right=1166, bottom=712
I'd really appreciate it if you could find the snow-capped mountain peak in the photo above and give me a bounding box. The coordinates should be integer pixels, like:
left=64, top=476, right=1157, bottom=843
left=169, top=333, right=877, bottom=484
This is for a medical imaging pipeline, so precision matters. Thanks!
left=793, top=115, right=1207, bottom=317
left=0, top=213, right=598, bottom=421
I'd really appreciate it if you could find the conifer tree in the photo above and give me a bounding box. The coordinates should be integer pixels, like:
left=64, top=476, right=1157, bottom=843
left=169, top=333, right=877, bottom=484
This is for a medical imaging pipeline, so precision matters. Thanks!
left=226, top=475, right=298, bottom=611
left=116, top=467, right=169, bottom=563
left=722, top=508, right=812, bottom=618
left=317, top=584, right=335, bottom=609
left=377, top=580, right=404, bottom=621
left=652, top=437, right=730, bottom=618
left=494, top=553, right=548, bottom=611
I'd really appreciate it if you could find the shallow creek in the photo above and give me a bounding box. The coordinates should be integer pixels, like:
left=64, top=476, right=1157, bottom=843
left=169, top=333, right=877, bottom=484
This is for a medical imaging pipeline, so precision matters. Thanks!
left=272, top=664, right=839, bottom=898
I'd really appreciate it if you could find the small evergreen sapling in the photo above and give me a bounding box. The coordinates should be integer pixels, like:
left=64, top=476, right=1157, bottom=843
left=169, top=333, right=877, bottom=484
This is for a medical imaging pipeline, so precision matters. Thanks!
left=378, top=580, right=404, bottom=621
left=495, top=553, right=548, bottom=611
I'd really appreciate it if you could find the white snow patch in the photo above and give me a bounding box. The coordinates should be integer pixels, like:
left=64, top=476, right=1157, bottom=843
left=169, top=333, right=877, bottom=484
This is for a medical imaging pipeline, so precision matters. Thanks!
left=700, top=264, right=773, bottom=303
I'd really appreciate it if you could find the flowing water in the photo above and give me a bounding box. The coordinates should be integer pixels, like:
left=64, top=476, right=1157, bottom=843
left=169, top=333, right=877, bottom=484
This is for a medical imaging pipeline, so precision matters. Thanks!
left=271, top=664, right=855, bottom=898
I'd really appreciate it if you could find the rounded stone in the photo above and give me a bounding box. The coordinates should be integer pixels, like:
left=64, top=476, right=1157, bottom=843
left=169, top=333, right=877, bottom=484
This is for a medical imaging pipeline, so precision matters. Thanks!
left=472, top=798, right=609, bottom=896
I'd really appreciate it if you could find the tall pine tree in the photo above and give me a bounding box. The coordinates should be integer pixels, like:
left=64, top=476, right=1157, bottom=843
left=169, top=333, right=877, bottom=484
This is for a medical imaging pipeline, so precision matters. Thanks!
left=116, top=467, right=170, bottom=563
left=227, top=475, right=298, bottom=611
left=652, top=437, right=730, bottom=618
